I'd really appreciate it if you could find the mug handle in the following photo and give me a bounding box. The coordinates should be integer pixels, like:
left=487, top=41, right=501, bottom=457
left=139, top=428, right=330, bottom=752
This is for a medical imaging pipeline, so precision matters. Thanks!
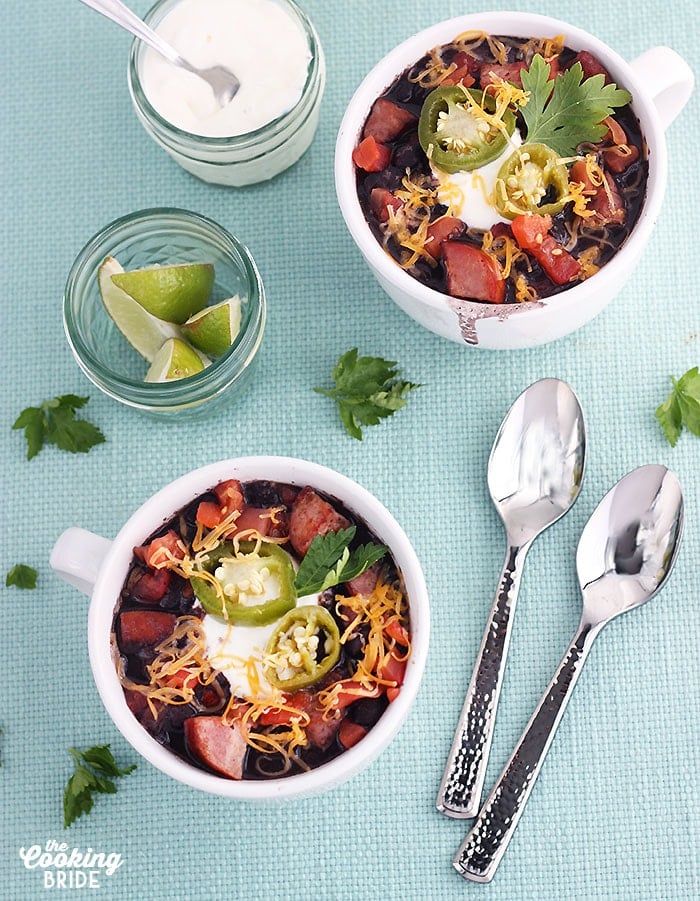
left=629, top=46, right=695, bottom=130
left=50, top=527, right=113, bottom=596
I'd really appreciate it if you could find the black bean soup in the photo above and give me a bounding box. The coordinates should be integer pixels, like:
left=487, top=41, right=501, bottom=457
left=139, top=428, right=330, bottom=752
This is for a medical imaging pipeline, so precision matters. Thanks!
left=113, top=478, right=410, bottom=780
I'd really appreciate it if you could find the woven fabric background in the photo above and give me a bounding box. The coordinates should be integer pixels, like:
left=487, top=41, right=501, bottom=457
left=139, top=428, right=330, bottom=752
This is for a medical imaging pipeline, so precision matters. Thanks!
left=1, top=1, right=698, bottom=899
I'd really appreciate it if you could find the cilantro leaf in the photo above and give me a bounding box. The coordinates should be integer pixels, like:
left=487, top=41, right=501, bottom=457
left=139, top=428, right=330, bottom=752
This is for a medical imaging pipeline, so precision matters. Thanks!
left=657, top=367, right=700, bottom=445
left=5, top=564, right=38, bottom=590
left=294, top=526, right=387, bottom=596
left=314, top=349, right=420, bottom=439
left=63, top=745, right=136, bottom=828
left=521, top=55, right=632, bottom=156
left=13, top=395, right=105, bottom=460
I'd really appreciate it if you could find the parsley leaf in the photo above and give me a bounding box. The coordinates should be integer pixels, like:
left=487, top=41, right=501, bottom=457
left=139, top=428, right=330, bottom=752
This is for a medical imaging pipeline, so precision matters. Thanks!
left=520, top=55, right=632, bottom=157
left=12, top=395, right=105, bottom=460
left=314, top=349, right=420, bottom=439
left=294, top=526, right=387, bottom=596
left=63, top=744, right=136, bottom=828
left=656, top=367, right=700, bottom=446
left=6, top=564, right=38, bottom=590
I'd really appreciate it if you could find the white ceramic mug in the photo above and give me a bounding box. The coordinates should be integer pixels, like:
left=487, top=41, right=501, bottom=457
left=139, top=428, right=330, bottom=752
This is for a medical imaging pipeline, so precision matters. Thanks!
left=335, top=12, right=694, bottom=349
left=50, top=457, right=430, bottom=800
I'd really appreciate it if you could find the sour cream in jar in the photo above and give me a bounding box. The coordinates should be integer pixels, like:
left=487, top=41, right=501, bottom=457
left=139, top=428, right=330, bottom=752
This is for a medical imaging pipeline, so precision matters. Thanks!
left=140, top=0, right=311, bottom=137
left=128, top=0, right=325, bottom=185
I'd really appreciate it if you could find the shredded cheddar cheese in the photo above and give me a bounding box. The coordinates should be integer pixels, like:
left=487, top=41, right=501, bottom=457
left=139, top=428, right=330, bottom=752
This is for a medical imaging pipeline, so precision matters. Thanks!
left=318, top=583, right=410, bottom=719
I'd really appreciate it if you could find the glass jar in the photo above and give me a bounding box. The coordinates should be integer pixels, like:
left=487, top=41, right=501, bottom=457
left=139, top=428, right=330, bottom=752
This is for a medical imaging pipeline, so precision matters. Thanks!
left=128, top=0, right=326, bottom=186
left=63, top=208, right=266, bottom=421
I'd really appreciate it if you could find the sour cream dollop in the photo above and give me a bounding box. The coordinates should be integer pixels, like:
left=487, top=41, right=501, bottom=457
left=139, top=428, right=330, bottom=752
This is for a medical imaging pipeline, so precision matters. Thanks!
left=201, top=591, right=321, bottom=700
left=432, top=130, right=523, bottom=231
left=140, top=0, right=311, bottom=137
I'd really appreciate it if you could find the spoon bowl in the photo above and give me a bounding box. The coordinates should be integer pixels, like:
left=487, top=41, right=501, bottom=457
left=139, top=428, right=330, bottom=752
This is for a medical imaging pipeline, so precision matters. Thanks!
left=436, top=379, right=586, bottom=818
left=576, top=464, right=683, bottom=624
left=79, top=0, right=240, bottom=106
left=454, top=464, right=684, bottom=882
left=488, top=379, right=586, bottom=541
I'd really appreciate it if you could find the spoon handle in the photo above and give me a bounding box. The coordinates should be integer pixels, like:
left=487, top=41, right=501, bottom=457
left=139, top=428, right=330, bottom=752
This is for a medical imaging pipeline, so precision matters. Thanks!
left=78, top=0, right=187, bottom=69
left=453, top=619, right=600, bottom=882
left=436, top=541, right=530, bottom=818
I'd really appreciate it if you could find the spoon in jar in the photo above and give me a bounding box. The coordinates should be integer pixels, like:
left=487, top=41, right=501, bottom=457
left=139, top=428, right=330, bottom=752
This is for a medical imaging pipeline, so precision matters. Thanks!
left=436, top=378, right=586, bottom=819
left=454, top=464, right=684, bottom=883
left=78, top=0, right=240, bottom=106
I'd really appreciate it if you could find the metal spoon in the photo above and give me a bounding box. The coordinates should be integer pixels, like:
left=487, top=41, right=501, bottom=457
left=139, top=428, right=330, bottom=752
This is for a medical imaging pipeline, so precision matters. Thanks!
left=436, top=378, right=586, bottom=819
left=454, top=464, right=684, bottom=883
left=79, top=0, right=240, bottom=106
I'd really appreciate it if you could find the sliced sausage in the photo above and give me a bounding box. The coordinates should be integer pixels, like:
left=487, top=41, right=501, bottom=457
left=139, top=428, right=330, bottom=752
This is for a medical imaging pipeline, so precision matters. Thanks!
left=117, top=610, right=177, bottom=653
left=289, top=487, right=351, bottom=556
left=184, top=716, right=247, bottom=780
left=442, top=241, right=506, bottom=303
left=363, top=98, right=418, bottom=143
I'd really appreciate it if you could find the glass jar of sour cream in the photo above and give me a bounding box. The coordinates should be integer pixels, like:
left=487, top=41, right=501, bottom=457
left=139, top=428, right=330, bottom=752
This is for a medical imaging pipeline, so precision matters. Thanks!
left=128, top=0, right=325, bottom=186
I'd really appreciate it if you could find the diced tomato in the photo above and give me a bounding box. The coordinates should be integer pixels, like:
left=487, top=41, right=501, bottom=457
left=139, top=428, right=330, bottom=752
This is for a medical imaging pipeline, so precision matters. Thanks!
left=352, top=135, right=392, bottom=173
left=196, top=500, right=224, bottom=530
left=369, top=187, right=403, bottom=223
left=511, top=214, right=582, bottom=285
left=386, top=686, right=401, bottom=703
left=569, top=160, right=625, bottom=226
left=442, top=241, right=506, bottom=303
left=572, top=50, right=611, bottom=83
left=511, top=212, right=553, bottom=245
left=377, top=651, right=407, bottom=688
left=117, top=610, right=177, bottom=654
left=601, top=116, right=639, bottom=173
left=363, top=97, right=417, bottom=143
left=133, top=530, right=186, bottom=568
left=184, top=716, right=246, bottom=780
left=213, top=479, right=244, bottom=516
left=326, top=680, right=383, bottom=712
left=425, top=216, right=466, bottom=259
left=131, top=567, right=171, bottom=603
left=383, top=616, right=410, bottom=647
left=288, top=486, right=350, bottom=556
left=164, top=668, right=199, bottom=693
left=338, top=719, right=368, bottom=749
left=439, top=57, right=476, bottom=88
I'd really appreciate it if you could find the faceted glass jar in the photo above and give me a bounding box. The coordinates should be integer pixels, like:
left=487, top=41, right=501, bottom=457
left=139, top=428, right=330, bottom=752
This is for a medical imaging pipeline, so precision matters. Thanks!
left=63, top=208, right=266, bottom=421
left=128, top=0, right=326, bottom=186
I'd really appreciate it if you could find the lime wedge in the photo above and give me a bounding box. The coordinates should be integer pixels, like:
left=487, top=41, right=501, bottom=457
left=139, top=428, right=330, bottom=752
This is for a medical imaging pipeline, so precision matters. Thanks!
left=181, top=296, right=242, bottom=357
left=112, top=262, right=214, bottom=323
left=98, top=256, right=182, bottom=363
left=144, top=338, right=209, bottom=383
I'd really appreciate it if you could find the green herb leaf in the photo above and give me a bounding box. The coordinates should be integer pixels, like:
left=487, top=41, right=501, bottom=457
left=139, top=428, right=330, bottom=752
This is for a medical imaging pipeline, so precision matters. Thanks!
left=12, top=395, right=105, bottom=460
left=6, top=564, right=38, bottom=590
left=657, top=367, right=700, bottom=445
left=314, top=349, right=420, bottom=440
left=63, top=745, right=135, bottom=828
left=520, top=55, right=632, bottom=157
left=294, top=526, right=387, bottom=596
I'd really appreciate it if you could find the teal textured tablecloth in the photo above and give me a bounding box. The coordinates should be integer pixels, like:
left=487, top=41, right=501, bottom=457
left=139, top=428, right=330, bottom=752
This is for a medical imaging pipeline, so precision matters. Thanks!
left=1, top=1, right=698, bottom=899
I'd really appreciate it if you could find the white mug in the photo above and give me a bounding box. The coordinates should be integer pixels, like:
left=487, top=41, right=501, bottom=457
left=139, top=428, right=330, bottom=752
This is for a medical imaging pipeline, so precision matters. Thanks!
left=50, top=457, right=430, bottom=800
left=335, top=12, right=694, bottom=349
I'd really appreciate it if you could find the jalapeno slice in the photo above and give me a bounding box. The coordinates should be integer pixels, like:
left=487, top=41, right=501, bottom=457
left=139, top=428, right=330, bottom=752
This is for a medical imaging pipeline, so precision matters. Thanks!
left=418, top=86, right=515, bottom=174
left=190, top=540, right=296, bottom=627
left=494, top=143, right=570, bottom=219
left=263, top=606, right=341, bottom=690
